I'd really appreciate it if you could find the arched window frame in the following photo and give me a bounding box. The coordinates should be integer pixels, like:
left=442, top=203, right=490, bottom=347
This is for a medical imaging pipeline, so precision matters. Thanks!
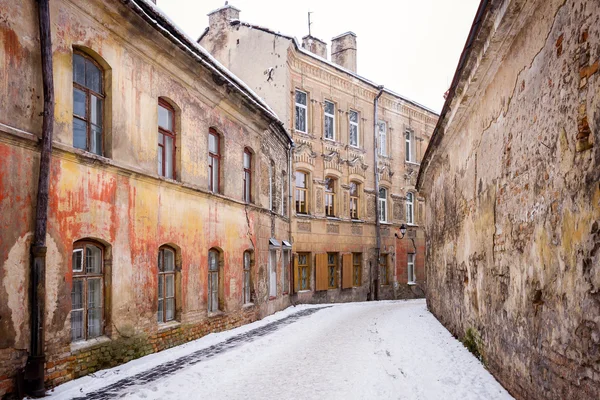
left=243, top=148, right=252, bottom=203
left=157, top=245, right=176, bottom=323
left=295, top=170, right=309, bottom=215
left=208, top=129, right=221, bottom=193
left=157, top=99, right=176, bottom=179
left=349, top=181, right=360, bottom=220
left=324, top=176, right=337, bottom=217
left=73, top=50, right=105, bottom=156
left=71, top=240, right=105, bottom=342
left=379, top=187, right=388, bottom=223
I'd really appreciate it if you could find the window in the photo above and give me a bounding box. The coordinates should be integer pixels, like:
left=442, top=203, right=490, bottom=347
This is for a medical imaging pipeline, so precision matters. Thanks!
left=208, top=130, right=220, bottom=193
left=379, top=188, right=388, bottom=223
left=157, top=246, right=176, bottom=323
left=405, top=130, right=416, bottom=163
left=349, top=181, right=360, bottom=220
left=353, top=253, right=362, bottom=286
left=324, top=100, right=335, bottom=140
left=281, top=171, right=287, bottom=216
left=297, top=253, right=310, bottom=291
left=349, top=110, right=359, bottom=147
left=407, top=253, right=416, bottom=283
left=269, top=161, right=275, bottom=211
left=378, top=121, right=387, bottom=156
left=295, top=171, right=308, bottom=214
left=158, top=100, right=176, bottom=179
left=324, top=177, right=336, bottom=217
left=327, top=253, right=338, bottom=289
left=380, top=255, right=389, bottom=285
left=71, top=241, right=103, bottom=342
left=269, top=250, right=277, bottom=298
left=243, top=251, right=252, bottom=304
left=406, top=192, right=414, bottom=224
left=208, top=249, right=220, bottom=312
left=295, top=90, right=307, bottom=133
left=282, top=249, right=290, bottom=294
left=243, top=149, right=252, bottom=203
left=73, top=52, right=104, bottom=156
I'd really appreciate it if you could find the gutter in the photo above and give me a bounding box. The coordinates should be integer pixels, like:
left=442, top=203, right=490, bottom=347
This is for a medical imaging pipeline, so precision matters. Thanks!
left=416, top=0, right=492, bottom=191
left=25, top=0, right=55, bottom=396
left=372, top=86, right=384, bottom=301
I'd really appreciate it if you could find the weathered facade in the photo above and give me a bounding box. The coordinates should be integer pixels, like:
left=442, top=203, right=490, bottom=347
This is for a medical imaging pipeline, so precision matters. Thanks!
left=417, top=0, right=600, bottom=399
left=0, top=0, right=293, bottom=396
left=200, top=6, right=438, bottom=303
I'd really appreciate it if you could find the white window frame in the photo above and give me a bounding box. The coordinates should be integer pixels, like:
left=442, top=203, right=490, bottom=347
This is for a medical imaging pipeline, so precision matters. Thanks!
left=407, top=253, right=416, bottom=283
left=72, top=248, right=84, bottom=272
left=324, top=100, right=335, bottom=140
left=349, top=110, right=359, bottom=147
left=378, top=121, right=387, bottom=156
left=405, top=130, right=417, bottom=163
left=379, top=188, right=387, bottom=223
left=406, top=192, right=414, bottom=224
left=295, top=90, right=308, bottom=133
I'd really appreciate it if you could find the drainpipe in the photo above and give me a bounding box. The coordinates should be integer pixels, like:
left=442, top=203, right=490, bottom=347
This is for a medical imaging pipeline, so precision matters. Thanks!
left=25, top=0, right=54, bottom=396
left=288, top=141, right=294, bottom=294
left=372, top=86, right=384, bottom=301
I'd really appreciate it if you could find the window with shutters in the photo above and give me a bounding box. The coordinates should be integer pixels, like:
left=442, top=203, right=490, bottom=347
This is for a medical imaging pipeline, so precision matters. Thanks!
left=243, top=251, right=252, bottom=304
left=243, top=149, right=252, bottom=203
left=407, top=253, right=416, bottom=283
left=379, top=188, right=388, bottom=223
left=379, top=254, right=389, bottom=286
left=406, top=192, right=414, bottom=224
left=295, top=171, right=309, bottom=214
left=349, top=181, right=360, bottom=220
left=378, top=121, right=387, bottom=156
left=295, top=90, right=307, bottom=133
left=315, top=253, right=329, bottom=291
left=208, top=248, right=221, bottom=312
left=157, top=246, right=176, bottom=323
left=349, top=110, right=359, bottom=147
left=71, top=240, right=104, bottom=342
left=296, top=253, right=310, bottom=291
left=327, top=253, right=338, bottom=289
left=208, top=129, right=221, bottom=193
left=324, top=100, right=335, bottom=140
left=341, top=253, right=353, bottom=289
left=73, top=51, right=104, bottom=156
left=157, top=100, right=176, bottom=179
left=324, top=177, right=336, bottom=217
left=353, top=253, right=362, bottom=287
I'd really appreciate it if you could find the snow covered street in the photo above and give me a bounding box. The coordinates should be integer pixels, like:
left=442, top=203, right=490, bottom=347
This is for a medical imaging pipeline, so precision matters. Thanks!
left=46, top=300, right=513, bottom=400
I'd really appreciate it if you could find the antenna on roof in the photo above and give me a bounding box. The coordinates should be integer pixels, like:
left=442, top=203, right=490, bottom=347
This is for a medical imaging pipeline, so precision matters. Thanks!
left=308, top=11, right=313, bottom=36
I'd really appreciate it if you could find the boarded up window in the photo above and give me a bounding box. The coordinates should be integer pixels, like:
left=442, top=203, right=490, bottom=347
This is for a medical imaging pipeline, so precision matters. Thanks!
left=315, top=253, right=328, bottom=291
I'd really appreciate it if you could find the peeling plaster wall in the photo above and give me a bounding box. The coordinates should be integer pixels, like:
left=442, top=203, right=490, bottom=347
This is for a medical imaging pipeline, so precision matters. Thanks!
left=421, top=0, right=600, bottom=398
left=0, top=0, right=291, bottom=396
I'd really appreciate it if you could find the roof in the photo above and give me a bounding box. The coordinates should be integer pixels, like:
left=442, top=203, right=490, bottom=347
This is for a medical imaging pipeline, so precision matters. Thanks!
left=332, top=31, right=357, bottom=40
left=207, top=3, right=241, bottom=16
left=199, top=19, right=439, bottom=117
left=120, top=0, right=292, bottom=143
left=415, top=0, right=492, bottom=190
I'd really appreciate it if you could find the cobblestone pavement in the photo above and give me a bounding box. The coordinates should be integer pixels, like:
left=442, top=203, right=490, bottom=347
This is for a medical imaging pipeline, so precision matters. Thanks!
left=69, top=307, right=328, bottom=400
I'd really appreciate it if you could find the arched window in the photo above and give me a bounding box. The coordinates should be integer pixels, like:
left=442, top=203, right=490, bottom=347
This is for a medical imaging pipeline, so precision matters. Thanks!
left=73, top=51, right=104, bottom=155
left=157, top=246, right=176, bottom=323
left=208, top=249, right=220, bottom=312
left=71, top=240, right=104, bottom=341
left=243, top=149, right=252, bottom=203
left=158, top=99, right=176, bottom=179
left=406, top=192, right=414, bottom=224
left=243, top=251, right=252, bottom=304
left=349, top=181, right=360, bottom=220
left=325, top=177, right=336, bottom=217
left=208, top=129, right=221, bottom=193
left=379, top=188, right=388, bottom=223
left=295, top=171, right=308, bottom=214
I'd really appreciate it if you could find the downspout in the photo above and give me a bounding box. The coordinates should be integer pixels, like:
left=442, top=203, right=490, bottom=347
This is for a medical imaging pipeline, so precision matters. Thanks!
left=288, top=141, right=294, bottom=294
left=372, top=86, right=384, bottom=301
left=26, top=0, right=54, bottom=396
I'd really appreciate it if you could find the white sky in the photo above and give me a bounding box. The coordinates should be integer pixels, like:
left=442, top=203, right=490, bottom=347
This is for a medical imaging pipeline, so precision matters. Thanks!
left=156, top=0, right=481, bottom=113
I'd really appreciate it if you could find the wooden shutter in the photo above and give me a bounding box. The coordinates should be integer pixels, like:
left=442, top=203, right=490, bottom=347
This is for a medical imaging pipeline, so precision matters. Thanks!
left=293, top=254, right=299, bottom=293
left=342, top=253, right=353, bottom=289
left=315, top=253, right=328, bottom=291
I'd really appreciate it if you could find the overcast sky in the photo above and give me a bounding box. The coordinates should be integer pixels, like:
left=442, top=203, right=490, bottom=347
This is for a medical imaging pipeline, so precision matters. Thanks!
left=156, top=0, right=480, bottom=113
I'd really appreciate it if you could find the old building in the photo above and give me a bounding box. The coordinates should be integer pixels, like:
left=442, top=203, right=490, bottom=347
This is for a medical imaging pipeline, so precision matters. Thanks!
left=417, top=0, right=600, bottom=399
left=200, top=5, right=438, bottom=303
left=0, top=0, right=293, bottom=396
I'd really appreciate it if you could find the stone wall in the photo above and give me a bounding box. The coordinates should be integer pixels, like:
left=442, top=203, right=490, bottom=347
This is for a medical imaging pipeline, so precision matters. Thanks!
left=418, top=0, right=600, bottom=398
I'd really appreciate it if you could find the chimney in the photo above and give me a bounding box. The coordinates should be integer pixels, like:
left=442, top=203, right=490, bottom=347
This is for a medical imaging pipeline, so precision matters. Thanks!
left=331, top=32, right=357, bottom=73
left=301, top=35, right=327, bottom=59
left=208, top=2, right=240, bottom=30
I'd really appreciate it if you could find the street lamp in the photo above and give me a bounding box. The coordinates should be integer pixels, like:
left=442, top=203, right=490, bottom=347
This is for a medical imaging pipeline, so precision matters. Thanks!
left=395, top=223, right=407, bottom=239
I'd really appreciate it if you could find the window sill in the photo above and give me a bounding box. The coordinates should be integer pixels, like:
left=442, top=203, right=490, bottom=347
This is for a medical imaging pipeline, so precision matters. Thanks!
left=269, top=296, right=277, bottom=301
left=408, top=281, right=417, bottom=286
left=70, top=335, right=111, bottom=353
left=405, top=161, right=421, bottom=166
left=380, top=221, right=391, bottom=225
left=295, top=213, right=313, bottom=219
left=407, top=223, right=419, bottom=227
left=242, top=302, right=255, bottom=309
left=297, top=289, right=311, bottom=293
left=207, top=310, right=225, bottom=318
left=351, top=219, right=364, bottom=223
left=158, top=320, right=181, bottom=332
left=326, top=217, right=341, bottom=221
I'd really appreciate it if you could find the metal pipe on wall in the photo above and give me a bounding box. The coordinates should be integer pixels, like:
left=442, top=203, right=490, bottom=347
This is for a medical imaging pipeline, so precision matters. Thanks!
left=372, top=86, right=384, bottom=301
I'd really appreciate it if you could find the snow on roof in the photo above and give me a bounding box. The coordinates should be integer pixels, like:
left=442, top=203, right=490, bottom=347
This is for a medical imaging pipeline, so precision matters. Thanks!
left=123, top=0, right=291, bottom=142
left=227, top=20, right=438, bottom=116
left=332, top=31, right=357, bottom=40
left=207, top=3, right=241, bottom=16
